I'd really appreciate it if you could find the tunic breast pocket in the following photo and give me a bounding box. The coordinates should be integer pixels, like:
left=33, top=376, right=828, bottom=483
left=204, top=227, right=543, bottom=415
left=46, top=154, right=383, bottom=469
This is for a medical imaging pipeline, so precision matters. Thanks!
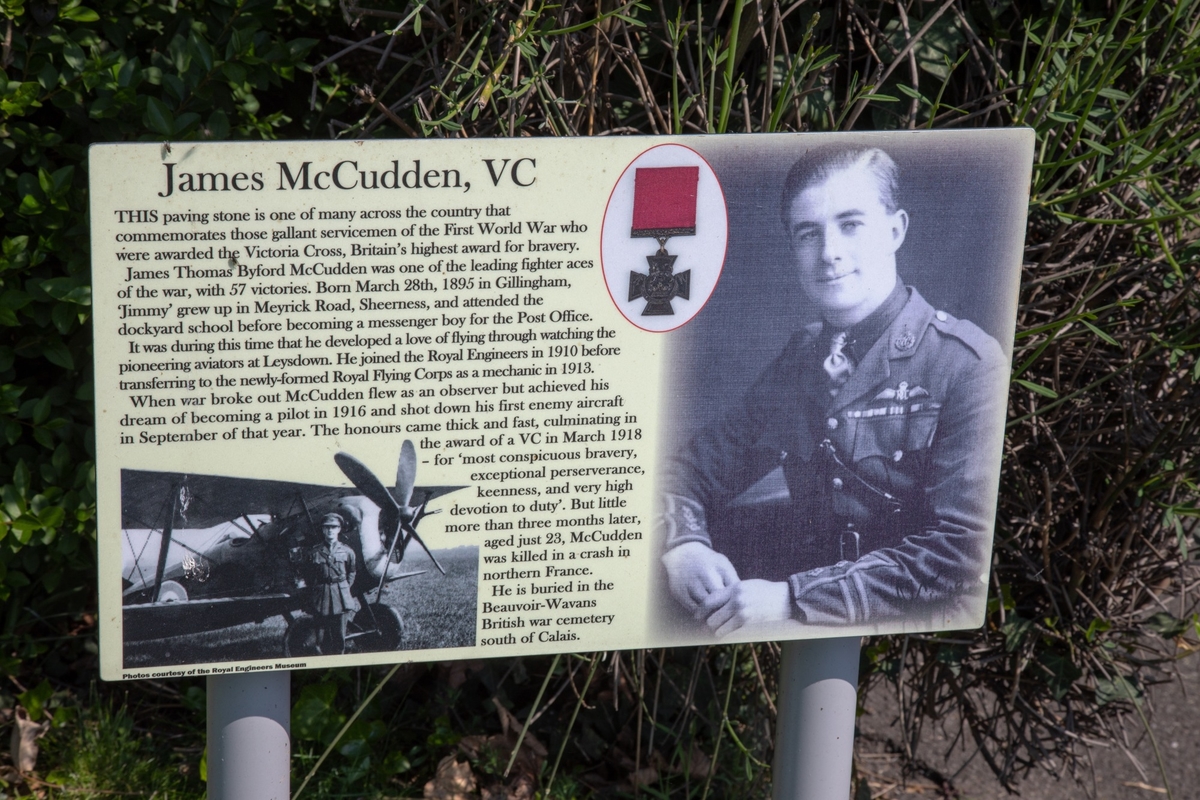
left=851, top=411, right=939, bottom=467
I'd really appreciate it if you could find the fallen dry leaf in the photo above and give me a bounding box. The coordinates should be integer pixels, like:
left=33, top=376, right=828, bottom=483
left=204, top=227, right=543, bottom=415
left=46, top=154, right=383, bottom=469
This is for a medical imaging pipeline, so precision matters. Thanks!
left=628, top=766, right=659, bottom=786
left=491, top=697, right=520, bottom=737
left=440, top=660, right=488, bottom=690
left=424, top=756, right=477, bottom=800
left=480, top=773, right=537, bottom=800
left=457, top=699, right=549, bottom=800
left=458, top=731, right=546, bottom=778
left=10, top=706, right=50, bottom=773
left=680, top=742, right=712, bottom=779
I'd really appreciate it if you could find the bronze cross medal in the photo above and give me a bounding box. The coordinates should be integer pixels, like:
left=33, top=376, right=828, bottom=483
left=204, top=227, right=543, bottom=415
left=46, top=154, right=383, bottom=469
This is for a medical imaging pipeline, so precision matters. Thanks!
left=626, top=166, right=699, bottom=317
left=629, top=243, right=691, bottom=316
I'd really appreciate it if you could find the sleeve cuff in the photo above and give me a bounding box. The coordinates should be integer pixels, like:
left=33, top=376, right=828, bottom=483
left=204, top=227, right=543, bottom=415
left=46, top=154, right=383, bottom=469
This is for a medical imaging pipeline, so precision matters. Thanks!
left=658, top=493, right=713, bottom=550
left=789, top=554, right=892, bottom=626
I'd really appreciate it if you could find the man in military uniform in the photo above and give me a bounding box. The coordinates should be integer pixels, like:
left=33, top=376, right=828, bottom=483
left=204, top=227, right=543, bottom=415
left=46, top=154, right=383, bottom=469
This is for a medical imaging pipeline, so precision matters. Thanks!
left=306, top=512, right=358, bottom=654
left=660, top=146, right=1008, bottom=636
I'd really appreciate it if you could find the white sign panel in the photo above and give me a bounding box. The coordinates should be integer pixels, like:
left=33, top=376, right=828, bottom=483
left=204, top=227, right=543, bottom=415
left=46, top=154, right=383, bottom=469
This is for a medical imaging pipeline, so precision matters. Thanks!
left=91, top=131, right=1033, bottom=680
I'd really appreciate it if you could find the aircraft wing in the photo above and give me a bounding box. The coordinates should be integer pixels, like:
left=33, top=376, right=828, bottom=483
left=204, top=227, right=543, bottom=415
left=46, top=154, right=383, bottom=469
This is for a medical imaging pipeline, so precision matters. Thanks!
left=122, top=593, right=300, bottom=641
left=121, top=470, right=354, bottom=531
left=121, top=469, right=467, bottom=531
left=409, top=485, right=468, bottom=505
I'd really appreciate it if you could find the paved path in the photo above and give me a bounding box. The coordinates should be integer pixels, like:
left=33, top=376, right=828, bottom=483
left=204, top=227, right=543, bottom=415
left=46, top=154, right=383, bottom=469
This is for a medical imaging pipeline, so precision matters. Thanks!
left=856, top=653, right=1200, bottom=799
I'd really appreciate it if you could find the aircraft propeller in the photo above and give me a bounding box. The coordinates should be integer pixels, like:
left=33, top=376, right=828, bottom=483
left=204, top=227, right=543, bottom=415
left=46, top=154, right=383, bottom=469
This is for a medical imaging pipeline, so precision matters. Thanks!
left=333, top=450, right=446, bottom=575
left=395, top=439, right=416, bottom=512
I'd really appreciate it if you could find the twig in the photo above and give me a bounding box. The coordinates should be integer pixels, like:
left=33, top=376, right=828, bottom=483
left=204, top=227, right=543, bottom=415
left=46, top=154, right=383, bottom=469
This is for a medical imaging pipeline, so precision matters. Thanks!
left=842, top=0, right=957, bottom=129
left=312, top=32, right=390, bottom=73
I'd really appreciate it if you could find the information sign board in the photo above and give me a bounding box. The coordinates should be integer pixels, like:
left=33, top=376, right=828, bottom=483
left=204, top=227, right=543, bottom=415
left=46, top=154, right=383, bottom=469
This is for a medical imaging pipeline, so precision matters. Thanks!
left=92, top=131, right=1033, bottom=680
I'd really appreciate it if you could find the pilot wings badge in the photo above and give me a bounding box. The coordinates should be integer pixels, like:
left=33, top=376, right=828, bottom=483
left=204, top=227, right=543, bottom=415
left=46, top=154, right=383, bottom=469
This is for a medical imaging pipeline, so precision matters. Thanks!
left=873, top=381, right=930, bottom=402
left=627, top=167, right=698, bottom=316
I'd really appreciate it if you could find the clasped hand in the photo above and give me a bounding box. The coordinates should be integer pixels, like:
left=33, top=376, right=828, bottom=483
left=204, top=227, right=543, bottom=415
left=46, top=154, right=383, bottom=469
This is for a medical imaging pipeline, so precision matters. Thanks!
left=661, top=542, right=791, bottom=636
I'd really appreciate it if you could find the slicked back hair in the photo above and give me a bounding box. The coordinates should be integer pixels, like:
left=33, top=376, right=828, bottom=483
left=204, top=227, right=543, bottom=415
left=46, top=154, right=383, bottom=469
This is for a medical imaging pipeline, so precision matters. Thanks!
left=780, top=147, right=901, bottom=226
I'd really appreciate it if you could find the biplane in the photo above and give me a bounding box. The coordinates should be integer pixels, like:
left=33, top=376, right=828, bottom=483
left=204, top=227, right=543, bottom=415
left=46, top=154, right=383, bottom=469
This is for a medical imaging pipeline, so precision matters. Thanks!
left=120, top=441, right=463, bottom=657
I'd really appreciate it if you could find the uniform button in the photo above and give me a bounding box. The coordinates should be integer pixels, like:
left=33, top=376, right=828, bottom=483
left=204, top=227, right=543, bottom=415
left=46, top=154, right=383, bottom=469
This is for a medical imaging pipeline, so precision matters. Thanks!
left=893, top=450, right=904, bottom=462
left=936, top=310, right=948, bottom=321
left=831, top=477, right=844, bottom=490
left=826, top=417, right=838, bottom=430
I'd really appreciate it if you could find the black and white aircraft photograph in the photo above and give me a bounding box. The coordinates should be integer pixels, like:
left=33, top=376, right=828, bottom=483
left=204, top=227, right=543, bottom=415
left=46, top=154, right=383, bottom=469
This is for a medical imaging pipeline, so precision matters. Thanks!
left=119, top=441, right=477, bottom=668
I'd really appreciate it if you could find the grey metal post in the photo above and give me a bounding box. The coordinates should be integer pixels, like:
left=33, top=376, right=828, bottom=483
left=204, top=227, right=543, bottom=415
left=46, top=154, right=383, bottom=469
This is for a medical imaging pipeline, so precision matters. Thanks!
left=207, top=671, right=291, bottom=800
left=772, top=637, right=861, bottom=800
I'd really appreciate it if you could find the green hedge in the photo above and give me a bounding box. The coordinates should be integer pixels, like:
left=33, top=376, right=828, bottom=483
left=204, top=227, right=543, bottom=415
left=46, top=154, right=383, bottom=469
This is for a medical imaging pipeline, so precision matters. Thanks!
left=0, top=0, right=326, bottom=673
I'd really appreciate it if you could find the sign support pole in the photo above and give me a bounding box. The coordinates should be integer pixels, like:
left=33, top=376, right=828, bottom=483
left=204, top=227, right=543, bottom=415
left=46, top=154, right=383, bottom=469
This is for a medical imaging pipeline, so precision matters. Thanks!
left=207, top=671, right=291, bottom=800
left=772, top=637, right=861, bottom=800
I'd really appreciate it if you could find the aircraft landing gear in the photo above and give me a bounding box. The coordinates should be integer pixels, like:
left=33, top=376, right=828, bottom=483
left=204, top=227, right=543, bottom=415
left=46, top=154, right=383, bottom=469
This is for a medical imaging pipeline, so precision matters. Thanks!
left=283, top=603, right=404, bottom=657
left=283, top=616, right=320, bottom=657
left=349, top=603, right=404, bottom=652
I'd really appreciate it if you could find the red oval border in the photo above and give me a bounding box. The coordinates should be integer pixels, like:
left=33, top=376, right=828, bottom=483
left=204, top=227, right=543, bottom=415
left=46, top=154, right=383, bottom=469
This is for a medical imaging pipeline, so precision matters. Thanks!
left=599, top=143, right=729, bottom=334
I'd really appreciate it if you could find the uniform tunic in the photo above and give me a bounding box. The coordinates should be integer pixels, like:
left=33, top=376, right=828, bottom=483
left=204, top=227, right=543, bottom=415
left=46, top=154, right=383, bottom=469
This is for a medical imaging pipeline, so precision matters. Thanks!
left=306, top=540, right=357, bottom=616
left=662, top=287, right=1008, bottom=627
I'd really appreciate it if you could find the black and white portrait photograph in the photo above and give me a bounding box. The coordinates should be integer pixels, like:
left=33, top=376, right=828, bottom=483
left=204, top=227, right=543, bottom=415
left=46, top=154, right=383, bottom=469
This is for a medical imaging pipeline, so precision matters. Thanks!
left=655, top=132, right=1031, bottom=643
left=120, top=440, right=478, bottom=668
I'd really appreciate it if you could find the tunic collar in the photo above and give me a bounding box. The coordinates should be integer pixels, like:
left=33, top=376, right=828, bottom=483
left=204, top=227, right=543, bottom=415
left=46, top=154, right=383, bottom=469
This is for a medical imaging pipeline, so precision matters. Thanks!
left=824, top=287, right=934, bottom=416
left=823, top=279, right=908, bottom=365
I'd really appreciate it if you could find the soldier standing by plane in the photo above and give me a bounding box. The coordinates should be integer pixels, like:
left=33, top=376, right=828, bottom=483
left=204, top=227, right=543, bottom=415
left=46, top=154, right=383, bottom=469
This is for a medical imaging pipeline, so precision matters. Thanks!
left=305, top=512, right=358, bottom=654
